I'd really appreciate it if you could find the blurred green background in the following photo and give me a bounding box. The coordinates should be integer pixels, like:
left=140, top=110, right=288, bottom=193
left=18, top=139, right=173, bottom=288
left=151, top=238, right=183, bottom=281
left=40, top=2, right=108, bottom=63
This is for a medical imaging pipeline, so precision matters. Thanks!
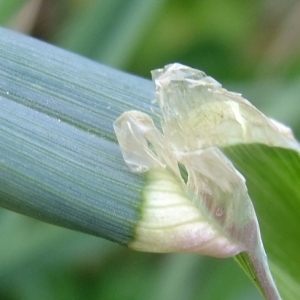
left=1, top=0, right=300, bottom=299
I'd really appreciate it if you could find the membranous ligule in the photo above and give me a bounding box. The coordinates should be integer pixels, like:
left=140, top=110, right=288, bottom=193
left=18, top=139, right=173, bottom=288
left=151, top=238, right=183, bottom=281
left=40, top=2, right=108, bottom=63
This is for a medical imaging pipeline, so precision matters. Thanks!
left=114, top=63, right=297, bottom=257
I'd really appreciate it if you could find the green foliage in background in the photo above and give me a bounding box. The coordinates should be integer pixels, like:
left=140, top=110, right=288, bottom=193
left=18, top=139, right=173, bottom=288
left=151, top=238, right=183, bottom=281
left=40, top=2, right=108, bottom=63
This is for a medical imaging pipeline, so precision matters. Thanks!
left=1, top=1, right=300, bottom=300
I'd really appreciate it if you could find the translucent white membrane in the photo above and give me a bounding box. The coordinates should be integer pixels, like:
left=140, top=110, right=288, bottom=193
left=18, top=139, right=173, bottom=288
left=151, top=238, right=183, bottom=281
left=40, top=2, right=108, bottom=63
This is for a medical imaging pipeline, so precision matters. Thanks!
left=114, top=63, right=295, bottom=299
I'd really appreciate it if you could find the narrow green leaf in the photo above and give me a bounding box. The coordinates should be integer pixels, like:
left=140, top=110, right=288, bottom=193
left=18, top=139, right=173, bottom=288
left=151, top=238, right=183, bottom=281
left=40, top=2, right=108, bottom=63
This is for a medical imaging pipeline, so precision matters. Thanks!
left=55, top=0, right=166, bottom=68
left=0, top=0, right=28, bottom=24
left=93, top=0, right=167, bottom=68
left=55, top=0, right=122, bottom=57
left=224, top=144, right=300, bottom=300
left=0, top=26, right=152, bottom=244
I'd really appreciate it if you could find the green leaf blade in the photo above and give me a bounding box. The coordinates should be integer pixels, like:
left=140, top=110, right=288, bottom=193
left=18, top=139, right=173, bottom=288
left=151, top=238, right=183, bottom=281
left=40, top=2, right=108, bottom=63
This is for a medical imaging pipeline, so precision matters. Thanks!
left=0, top=26, right=153, bottom=244
left=223, top=144, right=300, bottom=299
